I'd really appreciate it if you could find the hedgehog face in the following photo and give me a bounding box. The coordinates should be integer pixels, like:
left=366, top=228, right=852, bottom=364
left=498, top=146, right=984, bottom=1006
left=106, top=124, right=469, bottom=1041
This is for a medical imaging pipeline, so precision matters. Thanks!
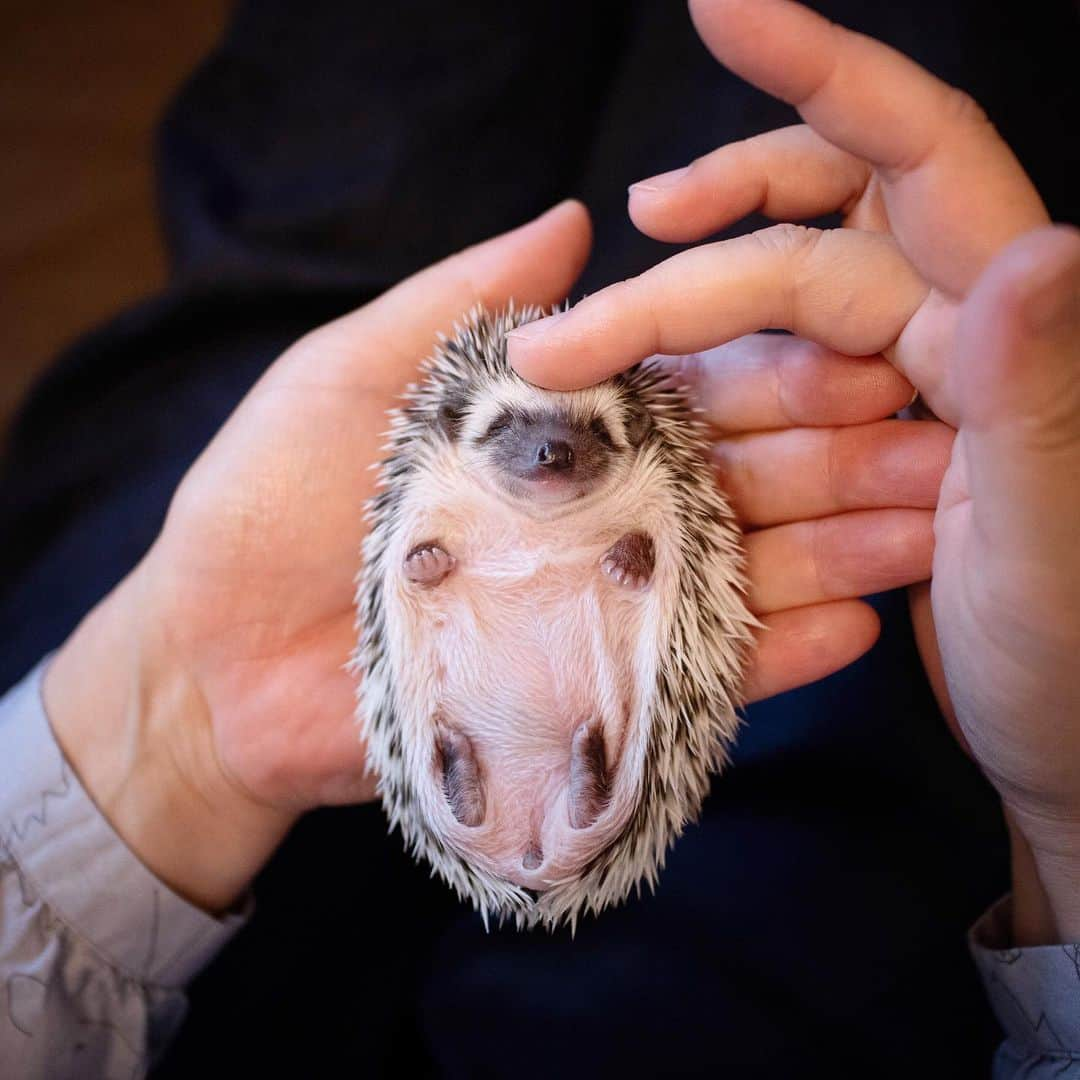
left=448, top=375, right=653, bottom=512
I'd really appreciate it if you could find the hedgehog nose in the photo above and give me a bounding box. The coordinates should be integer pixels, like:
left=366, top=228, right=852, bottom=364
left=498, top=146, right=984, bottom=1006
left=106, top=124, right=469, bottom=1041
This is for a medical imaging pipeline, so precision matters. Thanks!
left=535, top=440, right=573, bottom=470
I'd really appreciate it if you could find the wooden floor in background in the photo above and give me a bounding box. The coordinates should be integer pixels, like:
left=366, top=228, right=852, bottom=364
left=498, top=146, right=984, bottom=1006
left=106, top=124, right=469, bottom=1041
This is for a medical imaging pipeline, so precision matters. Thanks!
left=0, top=0, right=228, bottom=437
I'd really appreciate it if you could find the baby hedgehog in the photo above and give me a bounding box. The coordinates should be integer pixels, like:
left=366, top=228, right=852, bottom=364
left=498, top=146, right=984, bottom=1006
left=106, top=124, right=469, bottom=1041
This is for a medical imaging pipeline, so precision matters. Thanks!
left=354, top=305, right=756, bottom=930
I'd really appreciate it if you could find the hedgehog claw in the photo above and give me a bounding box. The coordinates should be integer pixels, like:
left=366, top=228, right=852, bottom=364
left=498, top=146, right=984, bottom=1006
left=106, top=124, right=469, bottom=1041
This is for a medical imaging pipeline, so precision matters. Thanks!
left=405, top=542, right=456, bottom=586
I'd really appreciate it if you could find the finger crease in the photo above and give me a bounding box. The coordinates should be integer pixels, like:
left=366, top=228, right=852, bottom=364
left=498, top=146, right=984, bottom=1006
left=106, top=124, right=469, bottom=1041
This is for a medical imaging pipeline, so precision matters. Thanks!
left=792, top=23, right=844, bottom=111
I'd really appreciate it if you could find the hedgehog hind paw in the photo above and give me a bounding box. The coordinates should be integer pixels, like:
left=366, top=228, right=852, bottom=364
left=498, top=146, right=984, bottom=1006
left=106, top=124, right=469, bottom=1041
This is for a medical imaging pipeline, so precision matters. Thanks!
left=436, top=723, right=485, bottom=827
left=567, top=722, right=610, bottom=830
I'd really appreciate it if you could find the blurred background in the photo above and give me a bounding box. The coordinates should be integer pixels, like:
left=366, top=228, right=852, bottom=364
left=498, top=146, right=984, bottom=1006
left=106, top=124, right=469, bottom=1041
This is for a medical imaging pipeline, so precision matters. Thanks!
left=0, top=0, right=227, bottom=439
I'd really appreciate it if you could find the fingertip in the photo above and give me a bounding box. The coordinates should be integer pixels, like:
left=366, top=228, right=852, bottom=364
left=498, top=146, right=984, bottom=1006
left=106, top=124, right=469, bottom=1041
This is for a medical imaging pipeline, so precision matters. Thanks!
left=627, top=167, right=692, bottom=241
left=317, top=198, right=594, bottom=389
left=627, top=182, right=703, bottom=244
left=627, top=182, right=666, bottom=236
left=506, top=314, right=586, bottom=391
left=452, top=198, right=593, bottom=333
left=627, top=157, right=745, bottom=245
left=517, top=197, right=594, bottom=287
left=540, top=197, right=593, bottom=248
left=688, top=0, right=784, bottom=69
left=843, top=597, right=883, bottom=654
left=743, top=599, right=881, bottom=703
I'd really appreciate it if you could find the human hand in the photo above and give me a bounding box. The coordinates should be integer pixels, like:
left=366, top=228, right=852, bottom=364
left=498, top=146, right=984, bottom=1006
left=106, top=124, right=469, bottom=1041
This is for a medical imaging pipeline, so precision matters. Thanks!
left=39, top=188, right=949, bottom=915
left=507, top=0, right=1079, bottom=939
left=43, top=200, right=592, bottom=912
left=909, top=227, right=1080, bottom=944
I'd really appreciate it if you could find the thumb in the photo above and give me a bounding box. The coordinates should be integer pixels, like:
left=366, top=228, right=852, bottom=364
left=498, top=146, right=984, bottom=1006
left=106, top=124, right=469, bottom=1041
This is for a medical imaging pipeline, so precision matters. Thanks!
left=949, top=224, right=1080, bottom=560
left=307, top=199, right=593, bottom=391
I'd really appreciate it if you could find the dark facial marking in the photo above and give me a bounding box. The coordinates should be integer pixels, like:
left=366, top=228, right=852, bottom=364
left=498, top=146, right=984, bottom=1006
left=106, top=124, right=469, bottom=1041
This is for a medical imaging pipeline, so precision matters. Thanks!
left=622, top=399, right=653, bottom=448
left=481, top=409, right=613, bottom=495
left=436, top=725, right=485, bottom=827
left=436, top=386, right=471, bottom=440
left=589, top=417, right=615, bottom=449
left=568, top=723, right=610, bottom=830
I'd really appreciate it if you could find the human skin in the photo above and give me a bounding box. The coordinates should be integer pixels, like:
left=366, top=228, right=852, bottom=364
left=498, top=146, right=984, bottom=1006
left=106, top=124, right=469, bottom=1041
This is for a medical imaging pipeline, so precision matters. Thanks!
left=41, top=190, right=946, bottom=916
left=508, top=0, right=1080, bottom=944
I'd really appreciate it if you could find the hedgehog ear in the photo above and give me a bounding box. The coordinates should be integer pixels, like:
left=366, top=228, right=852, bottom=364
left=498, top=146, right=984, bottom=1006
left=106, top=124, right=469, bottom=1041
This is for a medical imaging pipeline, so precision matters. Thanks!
left=623, top=400, right=653, bottom=448
left=435, top=388, right=470, bottom=440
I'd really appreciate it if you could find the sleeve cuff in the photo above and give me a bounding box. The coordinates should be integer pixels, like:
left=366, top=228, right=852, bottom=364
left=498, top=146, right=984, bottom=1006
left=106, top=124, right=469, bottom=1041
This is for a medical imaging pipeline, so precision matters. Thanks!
left=0, top=657, right=250, bottom=987
left=969, top=895, right=1080, bottom=1058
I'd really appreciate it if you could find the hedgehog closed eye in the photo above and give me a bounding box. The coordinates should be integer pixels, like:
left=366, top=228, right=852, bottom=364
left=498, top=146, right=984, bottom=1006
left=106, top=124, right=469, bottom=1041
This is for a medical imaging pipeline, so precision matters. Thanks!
left=354, top=304, right=754, bottom=930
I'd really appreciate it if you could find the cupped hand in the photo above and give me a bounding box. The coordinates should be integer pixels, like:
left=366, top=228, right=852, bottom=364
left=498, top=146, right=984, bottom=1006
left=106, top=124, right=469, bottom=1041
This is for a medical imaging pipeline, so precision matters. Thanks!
left=507, top=0, right=1080, bottom=936
left=140, top=203, right=592, bottom=817
left=44, top=201, right=593, bottom=909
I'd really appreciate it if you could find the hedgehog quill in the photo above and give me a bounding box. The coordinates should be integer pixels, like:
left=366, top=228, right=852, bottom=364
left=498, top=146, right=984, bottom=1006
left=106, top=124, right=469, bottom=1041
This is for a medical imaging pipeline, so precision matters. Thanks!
left=353, top=305, right=756, bottom=930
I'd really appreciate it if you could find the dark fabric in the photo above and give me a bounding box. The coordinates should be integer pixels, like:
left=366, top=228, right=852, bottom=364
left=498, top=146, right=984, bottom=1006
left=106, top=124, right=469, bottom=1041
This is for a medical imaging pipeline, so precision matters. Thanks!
left=2, top=0, right=1076, bottom=1075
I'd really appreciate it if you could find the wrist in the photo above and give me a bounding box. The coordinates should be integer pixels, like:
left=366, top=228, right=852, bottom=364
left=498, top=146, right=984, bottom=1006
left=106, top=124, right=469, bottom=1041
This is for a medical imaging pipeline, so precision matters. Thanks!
left=43, top=566, right=296, bottom=913
left=1005, top=807, right=1080, bottom=945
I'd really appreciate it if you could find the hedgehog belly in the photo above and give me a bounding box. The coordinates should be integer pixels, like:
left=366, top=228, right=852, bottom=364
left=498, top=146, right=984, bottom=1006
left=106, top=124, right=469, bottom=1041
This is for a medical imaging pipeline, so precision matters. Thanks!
left=397, top=535, right=662, bottom=892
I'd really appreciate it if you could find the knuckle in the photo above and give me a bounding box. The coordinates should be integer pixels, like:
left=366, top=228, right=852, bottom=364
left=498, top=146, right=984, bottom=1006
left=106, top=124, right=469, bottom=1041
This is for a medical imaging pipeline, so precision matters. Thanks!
left=809, top=515, right=841, bottom=599
left=824, top=427, right=848, bottom=505
left=444, top=251, right=488, bottom=305
left=773, top=339, right=816, bottom=425
left=749, top=225, right=827, bottom=329
left=751, top=222, right=825, bottom=258
left=939, top=85, right=991, bottom=131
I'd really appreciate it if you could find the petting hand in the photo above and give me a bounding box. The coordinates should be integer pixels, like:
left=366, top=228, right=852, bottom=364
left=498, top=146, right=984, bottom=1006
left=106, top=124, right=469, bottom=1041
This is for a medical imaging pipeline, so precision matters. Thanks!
left=507, top=0, right=1079, bottom=939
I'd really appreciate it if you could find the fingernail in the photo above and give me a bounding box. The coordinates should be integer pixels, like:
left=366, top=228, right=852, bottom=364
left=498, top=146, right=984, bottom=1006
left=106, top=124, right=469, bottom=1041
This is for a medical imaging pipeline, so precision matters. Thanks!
left=506, top=311, right=566, bottom=343
left=629, top=166, right=689, bottom=194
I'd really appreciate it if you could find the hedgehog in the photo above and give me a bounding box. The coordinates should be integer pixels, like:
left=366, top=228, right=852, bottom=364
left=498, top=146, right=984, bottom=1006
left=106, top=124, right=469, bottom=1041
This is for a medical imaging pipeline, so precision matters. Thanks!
left=353, top=304, right=757, bottom=930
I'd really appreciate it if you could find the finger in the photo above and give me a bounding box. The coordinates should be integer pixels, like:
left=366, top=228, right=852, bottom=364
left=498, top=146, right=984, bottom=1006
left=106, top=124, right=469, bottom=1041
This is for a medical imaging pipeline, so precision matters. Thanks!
left=508, top=224, right=927, bottom=390
left=688, top=0, right=1047, bottom=291
left=745, top=509, right=934, bottom=615
left=951, top=224, right=1080, bottom=562
left=663, top=335, right=914, bottom=434
left=288, top=199, right=592, bottom=389
left=629, top=125, right=871, bottom=244
left=716, top=419, right=953, bottom=527
left=743, top=599, right=881, bottom=703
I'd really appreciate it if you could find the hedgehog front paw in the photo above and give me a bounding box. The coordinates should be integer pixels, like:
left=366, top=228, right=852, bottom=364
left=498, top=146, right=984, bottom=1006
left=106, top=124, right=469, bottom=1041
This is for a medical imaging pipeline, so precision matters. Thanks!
left=601, top=531, right=654, bottom=590
left=404, top=542, right=456, bottom=586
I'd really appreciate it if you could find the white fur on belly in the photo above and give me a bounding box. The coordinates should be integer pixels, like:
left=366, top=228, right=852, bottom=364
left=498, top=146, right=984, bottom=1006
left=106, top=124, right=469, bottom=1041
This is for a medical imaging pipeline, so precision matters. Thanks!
left=381, top=443, right=679, bottom=889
